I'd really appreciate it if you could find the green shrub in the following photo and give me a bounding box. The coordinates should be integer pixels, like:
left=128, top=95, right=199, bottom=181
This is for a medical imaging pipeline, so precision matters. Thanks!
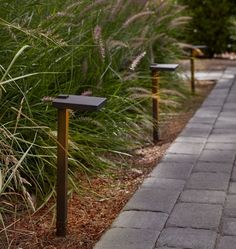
left=179, top=0, right=235, bottom=56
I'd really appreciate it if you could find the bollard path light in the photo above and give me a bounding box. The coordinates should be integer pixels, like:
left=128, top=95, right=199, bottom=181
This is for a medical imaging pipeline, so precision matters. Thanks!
left=150, top=64, right=179, bottom=143
left=189, top=45, right=207, bottom=94
left=52, top=94, right=106, bottom=237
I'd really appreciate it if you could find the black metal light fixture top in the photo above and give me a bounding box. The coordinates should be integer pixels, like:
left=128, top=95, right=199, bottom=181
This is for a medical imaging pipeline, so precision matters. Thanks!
left=192, top=45, right=207, bottom=49
left=150, top=64, right=179, bottom=72
left=52, top=94, right=106, bottom=111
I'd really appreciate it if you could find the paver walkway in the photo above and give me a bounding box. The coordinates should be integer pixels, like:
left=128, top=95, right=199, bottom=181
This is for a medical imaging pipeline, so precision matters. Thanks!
left=94, top=67, right=236, bottom=249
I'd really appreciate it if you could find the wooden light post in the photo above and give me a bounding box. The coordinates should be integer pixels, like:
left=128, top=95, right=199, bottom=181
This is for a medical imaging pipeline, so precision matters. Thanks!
left=150, top=64, right=179, bottom=143
left=52, top=94, right=106, bottom=237
left=189, top=45, right=207, bottom=94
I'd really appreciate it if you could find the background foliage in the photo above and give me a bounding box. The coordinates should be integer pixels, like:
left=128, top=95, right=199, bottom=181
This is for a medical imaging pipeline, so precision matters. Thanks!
left=178, top=0, right=236, bottom=56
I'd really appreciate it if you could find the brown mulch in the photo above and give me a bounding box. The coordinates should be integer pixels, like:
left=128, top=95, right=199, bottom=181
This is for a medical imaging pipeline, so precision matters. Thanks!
left=2, top=59, right=236, bottom=249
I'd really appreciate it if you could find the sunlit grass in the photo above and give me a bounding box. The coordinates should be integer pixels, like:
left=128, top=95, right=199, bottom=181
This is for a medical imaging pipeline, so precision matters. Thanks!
left=0, top=0, right=190, bottom=245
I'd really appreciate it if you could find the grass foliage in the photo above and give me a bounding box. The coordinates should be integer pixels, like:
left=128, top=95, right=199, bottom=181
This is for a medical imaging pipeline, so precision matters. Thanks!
left=0, top=0, right=189, bottom=239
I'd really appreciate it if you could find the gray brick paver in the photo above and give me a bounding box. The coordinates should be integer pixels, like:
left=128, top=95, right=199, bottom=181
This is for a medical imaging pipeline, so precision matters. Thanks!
left=219, top=112, right=236, bottom=118
left=156, top=228, right=217, bottom=249
left=224, top=195, right=236, bottom=217
left=150, top=162, right=193, bottom=180
left=142, top=177, right=185, bottom=191
left=180, top=190, right=226, bottom=204
left=212, top=128, right=236, bottom=134
left=112, top=211, right=168, bottom=231
left=167, top=142, right=204, bottom=154
left=217, top=236, right=236, bottom=249
left=166, top=203, right=222, bottom=230
left=215, top=121, right=236, bottom=129
left=186, top=123, right=214, bottom=129
left=124, top=188, right=180, bottom=213
left=208, top=134, right=236, bottom=143
left=223, top=103, right=236, bottom=110
left=194, top=162, right=233, bottom=174
left=179, top=127, right=211, bottom=138
left=198, top=149, right=235, bottom=163
left=217, top=116, right=236, bottom=123
left=204, top=142, right=236, bottom=151
left=93, top=228, right=159, bottom=249
left=229, top=182, right=236, bottom=194
left=222, top=218, right=236, bottom=236
left=189, top=115, right=218, bottom=124
left=186, top=172, right=230, bottom=191
left=162, top=153, right=198, bottom=163
left=175, top=136, right=207, bottom=143
left=231, top=167, right=236, bottom=181
left=156, top=247, right=184, bottom=249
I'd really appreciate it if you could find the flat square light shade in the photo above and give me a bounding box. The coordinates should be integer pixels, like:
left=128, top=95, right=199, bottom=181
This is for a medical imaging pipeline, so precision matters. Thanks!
left=193, top=45, right=207, bottom=49
left=52, top=95, right=106, bottom=111
left=150, top=64, right=179, bottom=72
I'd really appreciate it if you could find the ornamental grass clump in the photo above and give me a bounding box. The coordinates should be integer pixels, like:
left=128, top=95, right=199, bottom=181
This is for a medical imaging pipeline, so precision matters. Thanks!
left=0, top=0, right=189, bottom=241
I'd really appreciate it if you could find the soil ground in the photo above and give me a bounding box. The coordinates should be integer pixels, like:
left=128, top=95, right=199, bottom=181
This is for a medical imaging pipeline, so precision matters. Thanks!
left=2, top=58, right=236, bottom=249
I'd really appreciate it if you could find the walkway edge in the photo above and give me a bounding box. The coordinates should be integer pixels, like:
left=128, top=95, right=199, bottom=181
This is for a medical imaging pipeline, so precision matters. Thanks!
left=93, top=67, right=236, bottom=249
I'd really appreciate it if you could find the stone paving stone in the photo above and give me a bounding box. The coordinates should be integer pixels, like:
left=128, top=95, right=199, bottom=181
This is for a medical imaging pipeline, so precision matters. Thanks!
left=150, top=162, right=193, bottom=180
left=186, top=172, right=230, bottom=191
left=175, top=136, right=207, bottom=143
left=206, top=94, right=226, bottom=101
left=225, top=67, right=236, bottom=74
left=228, top=96, right=236, bottom=102
left=220, top=111, right=236, bottom=118
left=207, top=92, right=226, bottom=99
left=156, top=228, right=217, bottom=249
left=166, top=203, right=222, bottom=230
left=189, top=116, right=217, bottom=124
left=229, top=182, right=236, bottom=194
left=212, top=128, right=236, bottom=134
left=194, top=162, right=233, bottom=174
left=142, top=178, right=185, bottom=191
left=180, top=190, right=226, bottom=204
left=221, top=106, right=236, bottom=112
left=166, top=142, right=204, bottom=155
left=231, top=167, right=236, bottom=181
left=204, top=142, right=236, bottom=151
left=162, top=153, right=198, bottom=164
left=93, top=228, right=158, bottom=249
left=223, top=103, right=236, bottom=110
left=179, top=127, right=211, bottom=138
left=210, top=88, right=229, bottom=94
left=215, top=80, right=233, bottom=89
left=112, top=211, right=168, bottom=231
left=156, top=247, right=183, bottom=249
left=222, top=218, right=236, bottom=236
left=214, top=121, right=236, bottom=129
left=194, top=109, right=220, bottom=118
left=186, top=123, right=215, bottom=129
left=208, top=134, right=236, bottom=143
left=124, top=188, right=180, bottom=214
left=198, top=150, right=235, bottom=163
left=222, top=108, right=236, bottom=113
left=217, top=236, right=236, bottom=249
left=217, top=116, right=236, bottom=123
left=202, top=98, right=225, bottom=107
left=224, top=195, right=236, bottom=217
